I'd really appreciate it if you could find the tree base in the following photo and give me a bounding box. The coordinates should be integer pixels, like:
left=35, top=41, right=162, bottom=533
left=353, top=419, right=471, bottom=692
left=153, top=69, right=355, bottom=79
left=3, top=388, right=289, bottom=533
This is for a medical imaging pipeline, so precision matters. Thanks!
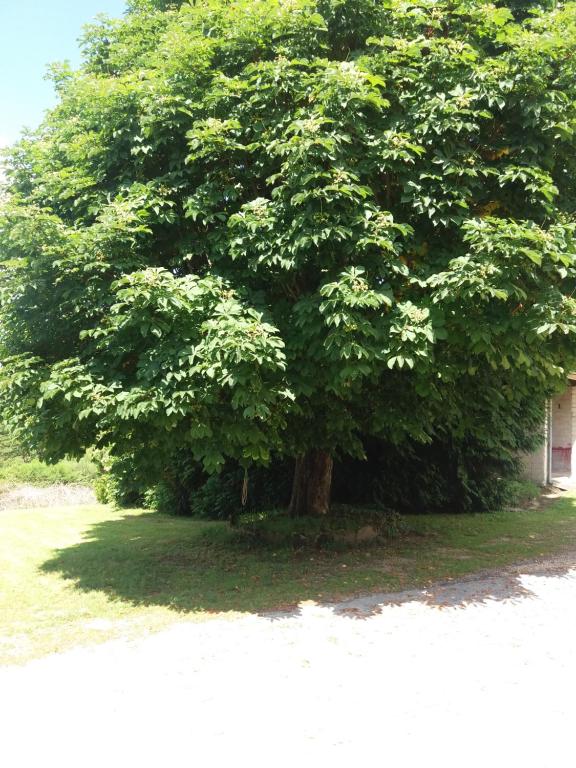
left=288, top=451, right=333, bottom=517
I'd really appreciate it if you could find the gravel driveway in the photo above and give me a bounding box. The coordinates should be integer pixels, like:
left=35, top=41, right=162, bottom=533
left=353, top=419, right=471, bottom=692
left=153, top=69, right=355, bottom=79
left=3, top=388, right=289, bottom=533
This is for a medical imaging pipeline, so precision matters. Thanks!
left=1, top=554, right=575, bottom=767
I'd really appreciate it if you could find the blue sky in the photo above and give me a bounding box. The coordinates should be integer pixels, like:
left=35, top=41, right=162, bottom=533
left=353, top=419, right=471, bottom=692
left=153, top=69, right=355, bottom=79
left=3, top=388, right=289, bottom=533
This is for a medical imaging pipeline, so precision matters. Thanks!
left=0, top=0, right=127, bottom=147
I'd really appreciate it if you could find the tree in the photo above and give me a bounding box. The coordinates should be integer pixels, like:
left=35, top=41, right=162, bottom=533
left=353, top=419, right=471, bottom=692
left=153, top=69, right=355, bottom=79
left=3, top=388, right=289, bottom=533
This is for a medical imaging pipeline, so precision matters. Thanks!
left=2, top=0, right=576, bottom=516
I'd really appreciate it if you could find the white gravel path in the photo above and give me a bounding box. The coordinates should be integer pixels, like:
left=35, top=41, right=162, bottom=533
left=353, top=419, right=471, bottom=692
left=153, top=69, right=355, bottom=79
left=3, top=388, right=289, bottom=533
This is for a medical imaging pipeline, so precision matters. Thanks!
left=1, top=556, right=576, bottom=768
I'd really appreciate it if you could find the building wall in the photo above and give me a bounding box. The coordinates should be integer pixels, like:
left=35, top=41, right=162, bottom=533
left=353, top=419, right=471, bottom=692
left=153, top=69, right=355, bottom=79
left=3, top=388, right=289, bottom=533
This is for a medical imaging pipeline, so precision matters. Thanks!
left=521, top=401, right=549, bottom=485
left=521, top=381, right=576, bottom=485
left=570, top=387, right=576, bottom=478
left=551, top=385, right=576, bottom=477
left=521, top=436, right=548, bottom=485
left=552, top=387, right=573, bottom=448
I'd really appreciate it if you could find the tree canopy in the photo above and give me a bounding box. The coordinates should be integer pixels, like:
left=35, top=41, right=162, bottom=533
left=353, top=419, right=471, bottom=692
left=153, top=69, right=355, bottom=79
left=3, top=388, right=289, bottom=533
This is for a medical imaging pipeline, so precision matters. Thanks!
left=1, top=0, right=576, bottom=514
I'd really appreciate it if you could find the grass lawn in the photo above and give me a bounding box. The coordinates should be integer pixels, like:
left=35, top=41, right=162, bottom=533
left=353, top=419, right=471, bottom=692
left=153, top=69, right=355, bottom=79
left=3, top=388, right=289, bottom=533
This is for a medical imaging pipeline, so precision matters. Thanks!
left=2, top=493, right=576, bottom=665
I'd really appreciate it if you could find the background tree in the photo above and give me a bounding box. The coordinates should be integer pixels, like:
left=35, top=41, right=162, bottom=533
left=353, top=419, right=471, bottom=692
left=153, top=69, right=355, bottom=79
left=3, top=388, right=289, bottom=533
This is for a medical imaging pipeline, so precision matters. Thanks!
left=2, top=0, right=576, bottom=516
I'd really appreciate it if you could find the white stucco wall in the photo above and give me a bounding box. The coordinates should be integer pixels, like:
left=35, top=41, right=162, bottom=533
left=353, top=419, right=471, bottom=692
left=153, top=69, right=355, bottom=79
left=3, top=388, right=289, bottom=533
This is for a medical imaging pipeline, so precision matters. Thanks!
left=552, top=388, right=572, bottom=447
left=522, top=382, right=576, bottom=485
left=521, top=437, right=548, bottom=485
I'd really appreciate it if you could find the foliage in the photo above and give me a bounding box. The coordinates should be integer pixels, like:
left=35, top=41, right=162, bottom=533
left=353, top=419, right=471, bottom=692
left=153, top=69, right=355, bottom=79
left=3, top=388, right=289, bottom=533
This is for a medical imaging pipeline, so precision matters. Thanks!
left=0, top=455, right=98, bottom=487
left=0, top=427, right=22, bottom=463
left=97, top=450, right=292, bottom=518
left=502, top=477, right=540, bottom=507
left=94, top=448, right=206, bottom=510
left=2, top=0, right=576, bottom=510
left=236, top=504, right=407, bottom=549
left=94, top=452, right=154, bottom=506
left=188, top=461, right=292, bottom=520
left=333, top=419, right=542, bottom=514
left=0, top=425, right=97, bottom=489
left=120, top=416, right=535, bottom=517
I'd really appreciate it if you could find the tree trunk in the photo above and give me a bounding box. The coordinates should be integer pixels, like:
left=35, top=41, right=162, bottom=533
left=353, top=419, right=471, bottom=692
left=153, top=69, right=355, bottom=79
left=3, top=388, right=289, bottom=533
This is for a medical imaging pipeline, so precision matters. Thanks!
left=167, top=476, right=191, bottom=517
left=288, top=451, right=333, bottom=517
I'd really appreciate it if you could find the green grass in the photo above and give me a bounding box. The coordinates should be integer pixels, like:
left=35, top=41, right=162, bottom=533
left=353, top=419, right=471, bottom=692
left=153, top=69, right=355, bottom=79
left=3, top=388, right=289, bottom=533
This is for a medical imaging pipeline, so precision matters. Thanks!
left=2, top=494, right=576, bottom=665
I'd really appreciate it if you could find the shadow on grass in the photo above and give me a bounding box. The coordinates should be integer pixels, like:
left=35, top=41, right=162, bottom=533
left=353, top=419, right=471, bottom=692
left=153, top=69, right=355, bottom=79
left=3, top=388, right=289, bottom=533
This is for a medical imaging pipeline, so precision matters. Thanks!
left=40, top=510, right=367, bottom=616
left=40, top=506, right=576, bottom=618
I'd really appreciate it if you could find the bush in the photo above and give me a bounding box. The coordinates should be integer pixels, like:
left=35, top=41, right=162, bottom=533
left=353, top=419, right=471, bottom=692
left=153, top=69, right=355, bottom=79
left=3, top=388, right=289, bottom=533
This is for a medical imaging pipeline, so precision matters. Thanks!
left=235, top=504, right=408, bottom=550
left=93, top=454, right=151, bottom=507
left=501, top=479, right=540, bottom=508
left=99, top=431, right=532, bottom=518
left=0, top=430, right=22, bottom=463
left=189, top=461, right=292, bottom=521
left=332, top=435, right=526, bottom=514
left=99, top=449, right=292, bottom=518
left=0, top=456, right=98, bottom=487
left=95, top=450, right=208, bottom=512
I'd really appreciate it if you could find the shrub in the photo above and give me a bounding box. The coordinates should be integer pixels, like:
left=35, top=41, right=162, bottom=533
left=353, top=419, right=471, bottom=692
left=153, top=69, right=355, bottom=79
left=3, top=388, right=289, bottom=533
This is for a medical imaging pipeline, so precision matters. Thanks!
left=333, top=435, right=528, bottom=514
left=99, top=431, right=534, bottom=518
left=190, top=461, right=292, bottom=521
left=93, top=454, right=151, bottom=507
left=235, top=504, right=408, bottom=550
left=501, top=479, right=540, bottom=509
left=0, top=456, right=98, bottom=487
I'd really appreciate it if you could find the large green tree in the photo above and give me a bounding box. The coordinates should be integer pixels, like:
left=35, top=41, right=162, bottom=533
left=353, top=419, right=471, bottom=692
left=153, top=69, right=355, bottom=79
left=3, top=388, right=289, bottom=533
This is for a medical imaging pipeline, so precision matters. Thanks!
left=2, top=0, right=576, bottom=515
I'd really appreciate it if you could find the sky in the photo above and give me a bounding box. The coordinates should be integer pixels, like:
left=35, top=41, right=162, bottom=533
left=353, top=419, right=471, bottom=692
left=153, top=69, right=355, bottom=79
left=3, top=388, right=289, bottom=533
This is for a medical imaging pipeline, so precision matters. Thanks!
left=0, top=0, right=127, bottom=148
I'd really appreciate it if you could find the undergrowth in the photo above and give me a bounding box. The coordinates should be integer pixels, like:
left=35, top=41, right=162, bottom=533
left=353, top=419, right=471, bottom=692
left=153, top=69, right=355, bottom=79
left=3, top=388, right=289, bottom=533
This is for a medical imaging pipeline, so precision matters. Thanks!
left=0, top=456, right=98, bottom=487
